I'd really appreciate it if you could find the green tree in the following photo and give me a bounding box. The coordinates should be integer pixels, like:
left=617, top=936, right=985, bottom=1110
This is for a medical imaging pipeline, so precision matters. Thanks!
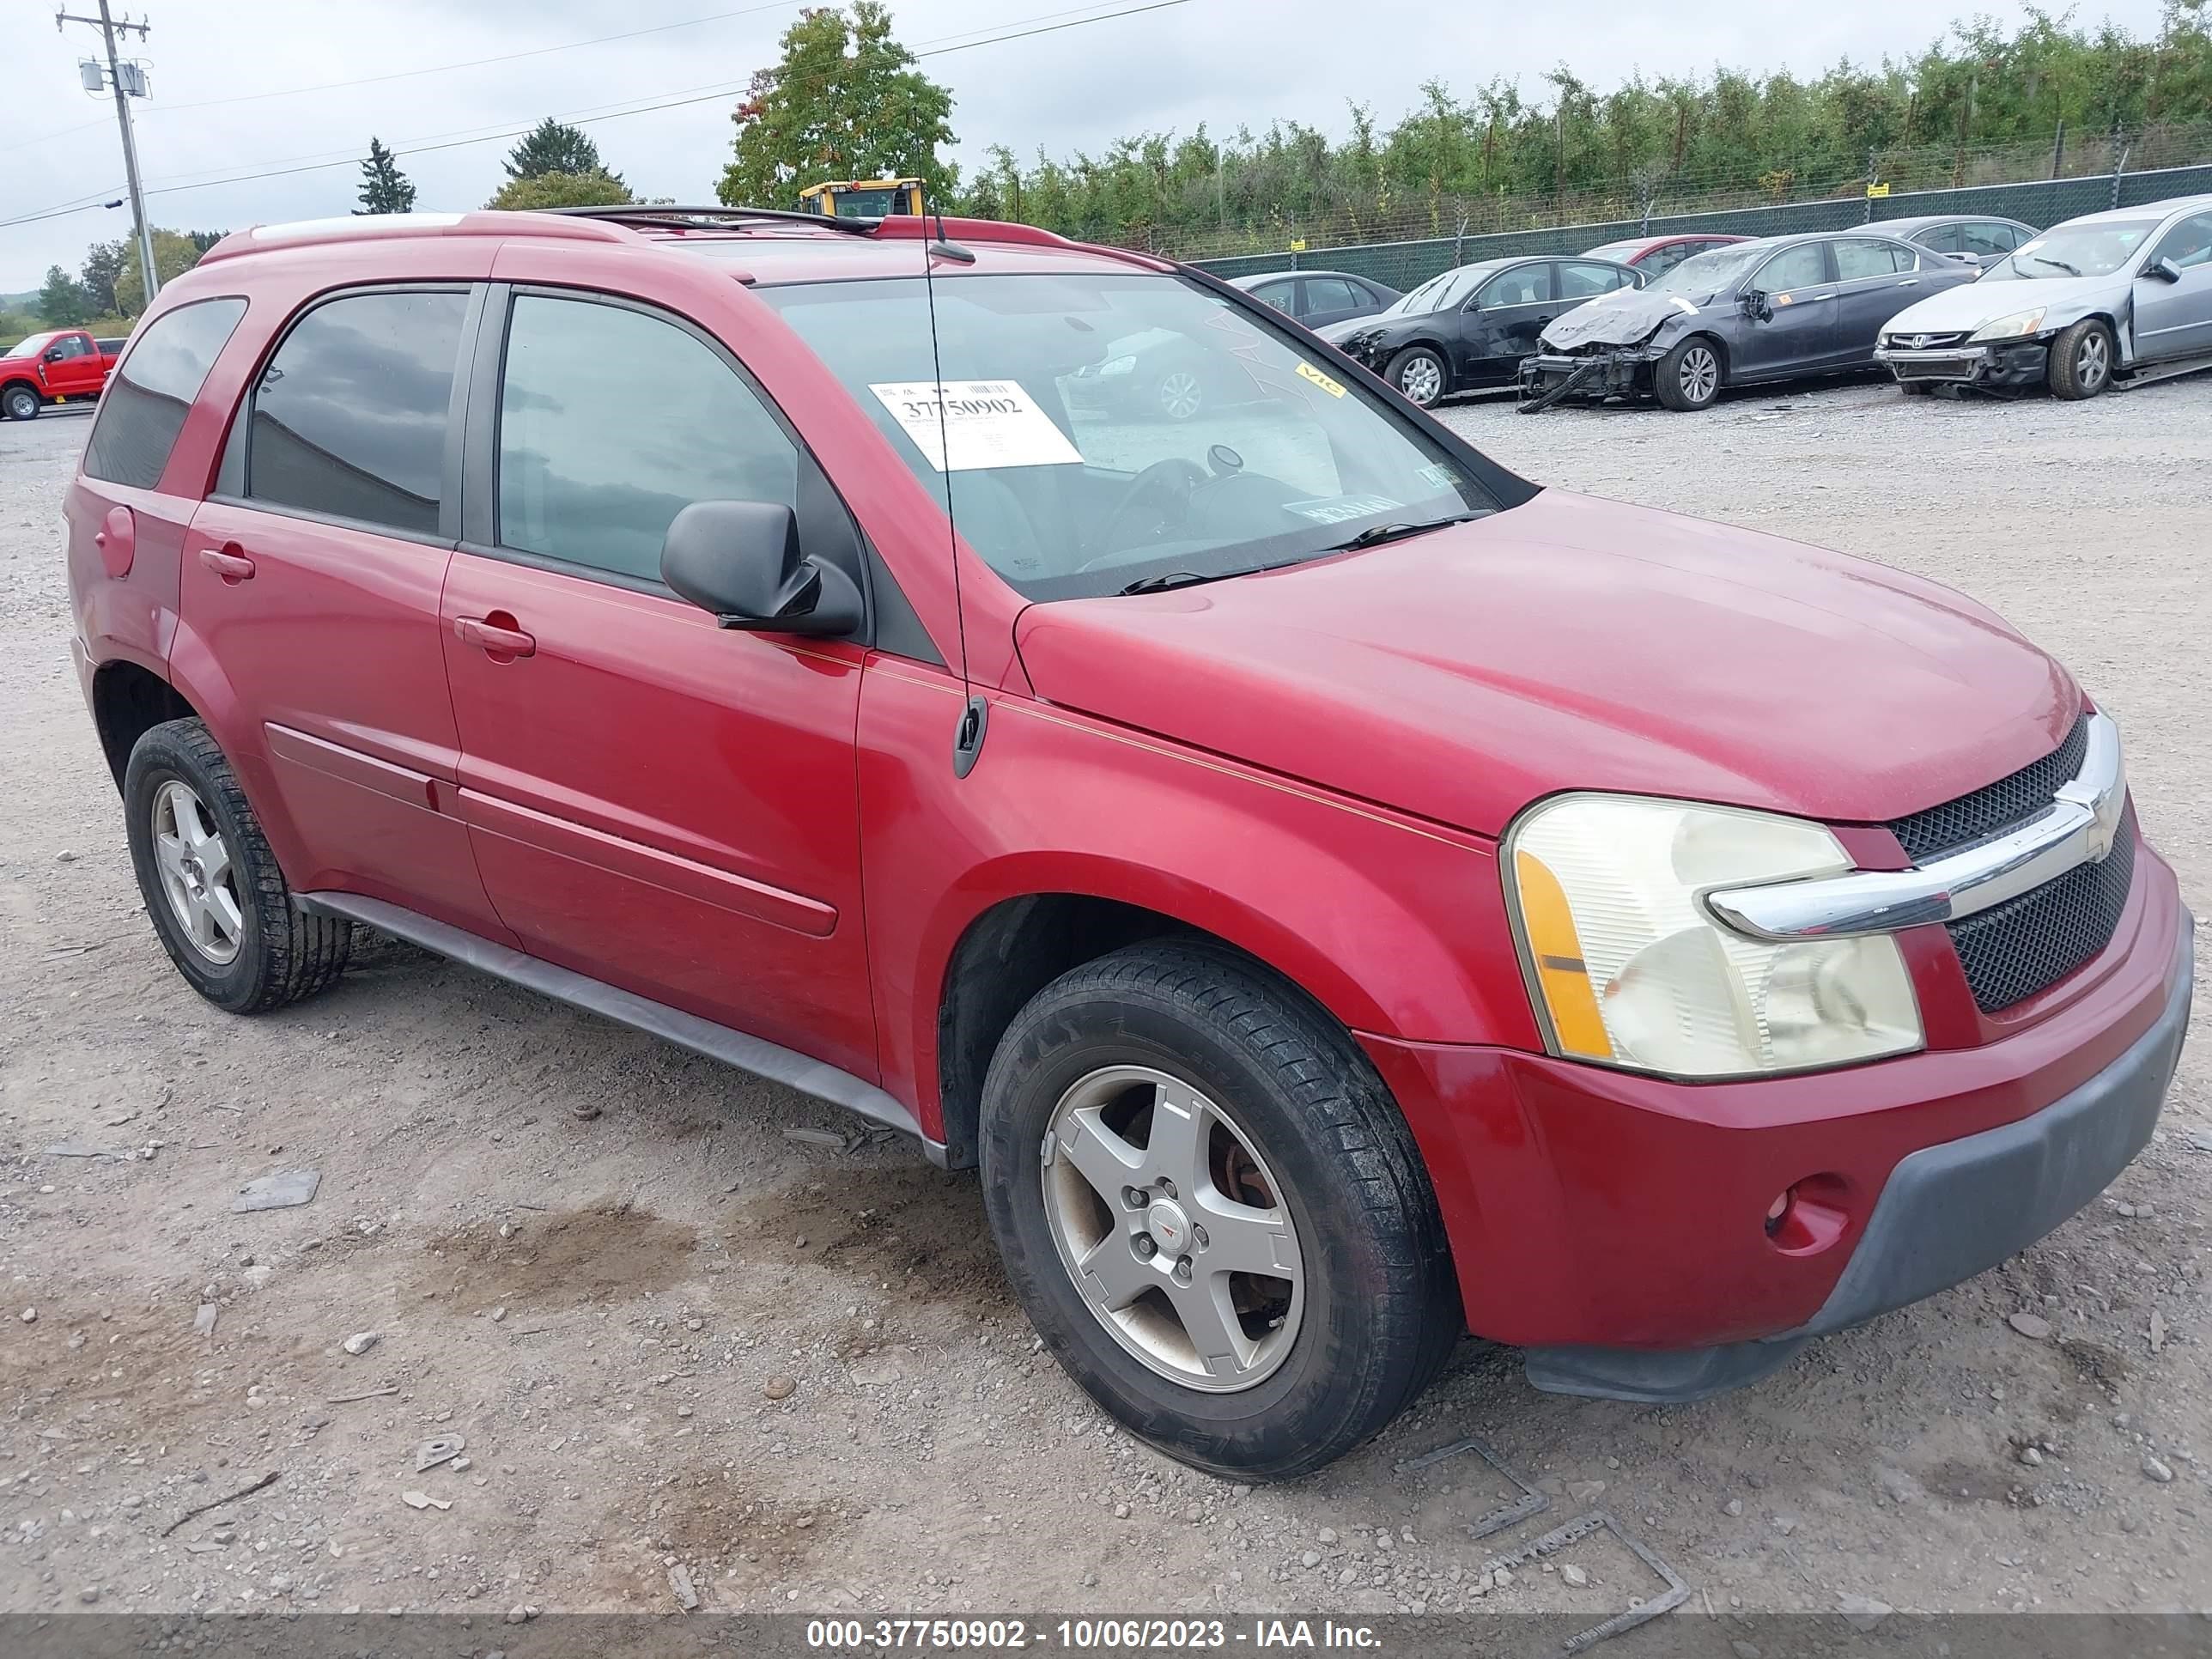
left=504, top=117, right=613, bottom=183
left=356, top=137, right=418, bottom=215
left=112, top=229, right=208, bottom=317
left=39, top=265, right=90, bottom=327
left=485, top=168, right=635, bottom=210
left=80, top=240, right=128, bottom=315
left=717, top=2, right=957, bottom=210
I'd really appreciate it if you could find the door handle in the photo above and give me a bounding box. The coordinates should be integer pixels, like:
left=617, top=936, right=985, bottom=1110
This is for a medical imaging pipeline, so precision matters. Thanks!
left=198, top=544, right=255, bottom=583
left=1897, top=278, right=1921, bottom=287
left=454, top=616, right=536, bottom=658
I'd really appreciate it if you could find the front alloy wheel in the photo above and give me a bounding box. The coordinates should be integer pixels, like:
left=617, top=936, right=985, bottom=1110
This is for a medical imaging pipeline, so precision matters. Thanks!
left=1390, top=348, right=1447, bottom=408
left=1042, top=1064, right=1304, bottom=1391
left=1156, top=369, right=1204, bottom=422
left=979, top=941, right=1462, bottom=1480
left=3, top=386, right=39, bottom=422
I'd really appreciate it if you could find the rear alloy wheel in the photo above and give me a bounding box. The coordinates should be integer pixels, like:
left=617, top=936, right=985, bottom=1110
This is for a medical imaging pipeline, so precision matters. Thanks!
left=1655, top=337, right=1723, bottom=410
left=979, top=942, right=1461, bottom=1480
left=3, top=385, right=39, bottom=422
left=2048, top=319, right=2114, bottom=399
left=125, top=718, right=353, bottom=1013
left=1389, top=347, right=1448, bottom=408
left=1155, top=369, right=1204, bottom=422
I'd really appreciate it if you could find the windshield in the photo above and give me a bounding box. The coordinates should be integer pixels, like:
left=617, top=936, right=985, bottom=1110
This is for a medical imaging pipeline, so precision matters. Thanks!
left=3, top=332, right=55, bottom=360
left=755, top=271, right=1497, bottom=600
left=1983, top=219, right=2159, bottom=280
left=1648, top=241, right=1774, bottom=299
left=1379, top=262, right=1498, bottom=318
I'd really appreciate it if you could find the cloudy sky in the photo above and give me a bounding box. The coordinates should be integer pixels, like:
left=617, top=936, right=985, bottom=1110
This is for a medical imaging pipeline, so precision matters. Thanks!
left=0, top=0, right=2170, bottom=295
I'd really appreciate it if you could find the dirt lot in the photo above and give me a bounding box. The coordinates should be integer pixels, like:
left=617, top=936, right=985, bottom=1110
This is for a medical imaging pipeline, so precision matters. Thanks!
left=3, top=375, right=2209, bottom=1630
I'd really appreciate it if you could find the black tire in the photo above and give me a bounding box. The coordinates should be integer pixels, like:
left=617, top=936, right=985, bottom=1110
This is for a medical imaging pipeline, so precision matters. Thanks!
left=3, top=384, right=39, bottom=422
left=979, top=941, right=1461, bottom=1481
left=1654, top=336, right=1723, bottom=410
left=1387, top=346, right=1449, bottom=408
left=2048, top=318, right=2114, bottom=400
left=1899, top=379, right=1935, bottom=396
left=124, top=718, right=352, bottom=1013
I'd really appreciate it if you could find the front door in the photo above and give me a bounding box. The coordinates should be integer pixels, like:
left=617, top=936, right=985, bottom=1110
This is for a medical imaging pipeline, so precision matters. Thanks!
left=1732, top=242, right=1838, bottom=380
left=46, top=333, right=106, bottom=398
left=440, top=287, right=878, bottom=1079
left=2133, top=210, right=2212, bottom=363
left=182, top=284, right=511, bottom=941
left=1298, top=276, right=1368, bottom=331
left=1461, top=264, right=1555, bottom=385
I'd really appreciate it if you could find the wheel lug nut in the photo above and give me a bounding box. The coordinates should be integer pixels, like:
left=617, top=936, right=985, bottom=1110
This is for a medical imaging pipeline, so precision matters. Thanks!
left=1122, top=1186, right=1148, bottom=1210
left=1191, top=1224, right=1209, bottom=1249
left=1157, top=1178, right=1176, bottom=1199
left=1133, top=1234, right=1157, bottom=1259
left=1173, top=1256, right=1193, bottom=1282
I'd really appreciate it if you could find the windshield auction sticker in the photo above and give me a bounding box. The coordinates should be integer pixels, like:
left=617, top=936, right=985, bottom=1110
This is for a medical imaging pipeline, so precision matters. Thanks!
left=869, top=381, right=1083, bottom=471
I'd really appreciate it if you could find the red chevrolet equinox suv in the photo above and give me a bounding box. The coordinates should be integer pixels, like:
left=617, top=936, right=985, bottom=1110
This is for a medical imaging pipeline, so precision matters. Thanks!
left=65, top=207, right=2193, bottom=1480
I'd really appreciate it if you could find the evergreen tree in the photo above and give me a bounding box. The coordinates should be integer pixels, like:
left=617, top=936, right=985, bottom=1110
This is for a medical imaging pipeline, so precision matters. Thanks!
left=39, top=265, right=90, bottom=327
left=717, top=2, right=956, bottom=210
left=485, top=169, right=635, bottom=210
left=356, top=137, right=417, bottom=215
left=504, top=118, right=612, bottom=183
left=80, top=240, right=127, bottom=316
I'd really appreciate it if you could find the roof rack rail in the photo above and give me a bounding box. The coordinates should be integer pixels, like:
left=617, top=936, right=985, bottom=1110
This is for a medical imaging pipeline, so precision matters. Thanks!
left=538, top=204, right=878, bottom=236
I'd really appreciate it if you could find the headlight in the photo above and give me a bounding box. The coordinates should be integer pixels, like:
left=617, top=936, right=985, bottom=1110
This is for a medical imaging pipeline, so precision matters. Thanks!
left=1097, top=354, right=1138, bottom=377
left=1504, top=794, right=1923, bottom=1079
left=1969, top=307, right=2046, bottom=342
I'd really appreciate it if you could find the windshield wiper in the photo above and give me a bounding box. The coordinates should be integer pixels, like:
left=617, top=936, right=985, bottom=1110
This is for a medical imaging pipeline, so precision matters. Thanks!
left=1118, top=570, right=1223, bottom=595
left=2030, top=254, right=2082, bottom=276
left=1328, top=513, right=1483, bottom=553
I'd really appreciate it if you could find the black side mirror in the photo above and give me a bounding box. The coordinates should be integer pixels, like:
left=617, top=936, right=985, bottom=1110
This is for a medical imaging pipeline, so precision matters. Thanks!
left=1738, top=289, right=1771, bottom=321
left=2148, top=257, right=2185, bottom=283
left=659, top=501, right=862, bottom=637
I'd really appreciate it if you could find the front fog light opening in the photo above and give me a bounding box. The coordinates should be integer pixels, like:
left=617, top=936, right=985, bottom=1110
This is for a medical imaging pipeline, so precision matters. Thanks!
left=1505, top=793, right=1924, bottom=1079
left=1763, top=1174, right=1850, bottom=1255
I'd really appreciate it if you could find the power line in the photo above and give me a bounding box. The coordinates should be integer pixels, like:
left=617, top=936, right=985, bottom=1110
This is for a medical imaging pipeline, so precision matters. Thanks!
left=1, top=0, right=1193, bottom=231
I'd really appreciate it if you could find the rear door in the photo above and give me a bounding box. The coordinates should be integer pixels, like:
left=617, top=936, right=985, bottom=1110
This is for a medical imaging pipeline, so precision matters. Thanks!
left=1732, top=242, right=1838, bottom=379
left=1828, top=238, right=1925, bottom=365
left=2133, top=210, right=2212, bottom=362
left=1245, top=278, right=1297, bottom=318
left=182, top=284, right=513, bottom=939
left=438, top=284, right=877, bottom=1079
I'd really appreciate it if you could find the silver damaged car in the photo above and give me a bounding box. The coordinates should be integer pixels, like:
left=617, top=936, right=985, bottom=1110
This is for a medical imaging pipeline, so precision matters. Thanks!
left=1876, top=194, right=2212, bottom=398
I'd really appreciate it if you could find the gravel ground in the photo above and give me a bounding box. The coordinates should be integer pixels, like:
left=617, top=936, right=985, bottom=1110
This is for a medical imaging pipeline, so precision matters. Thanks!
left=2, top=375, right=2209, bottom=1628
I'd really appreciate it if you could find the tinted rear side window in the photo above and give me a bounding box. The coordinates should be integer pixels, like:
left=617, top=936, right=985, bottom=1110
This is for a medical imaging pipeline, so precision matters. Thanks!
left=82, top=298, right=247, bottom=490
left=247, top=289, right=467, bottom=537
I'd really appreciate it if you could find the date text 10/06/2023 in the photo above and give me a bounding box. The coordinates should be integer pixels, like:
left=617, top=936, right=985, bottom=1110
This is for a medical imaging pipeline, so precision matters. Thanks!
left=805, top=1619, right=1384, bottom=1650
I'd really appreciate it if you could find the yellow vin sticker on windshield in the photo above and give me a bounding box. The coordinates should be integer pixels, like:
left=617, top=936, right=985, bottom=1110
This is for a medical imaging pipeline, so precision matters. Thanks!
left=869, top=380, right=1082, bottom=471
left=1296, top=361, right=1347, bottom=398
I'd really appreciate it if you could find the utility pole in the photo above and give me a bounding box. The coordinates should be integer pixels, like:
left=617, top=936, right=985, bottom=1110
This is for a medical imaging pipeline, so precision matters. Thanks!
left=58, top=1, right=158, bottom=310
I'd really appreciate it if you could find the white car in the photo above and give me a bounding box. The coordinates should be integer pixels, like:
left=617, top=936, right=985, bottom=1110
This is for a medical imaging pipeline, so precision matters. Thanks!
left=1874, top=192, right=2212, bottom=398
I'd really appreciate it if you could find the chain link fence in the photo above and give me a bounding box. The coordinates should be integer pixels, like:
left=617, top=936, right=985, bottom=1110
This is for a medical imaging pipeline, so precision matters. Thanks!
left=1185, top=160, right=2212, bottom=293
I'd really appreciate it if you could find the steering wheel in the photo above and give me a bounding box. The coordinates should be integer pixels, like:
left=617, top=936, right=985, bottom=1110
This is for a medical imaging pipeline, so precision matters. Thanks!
left=1084, top=458, right=1213, bottom=563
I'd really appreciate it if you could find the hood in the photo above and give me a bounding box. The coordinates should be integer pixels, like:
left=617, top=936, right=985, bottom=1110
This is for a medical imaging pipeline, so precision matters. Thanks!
left=1540, top=290, right=1698, bottom=350
left=1014, top=490, right=2077, bottom=837
left=1881, top=274, right=2122, bottom=336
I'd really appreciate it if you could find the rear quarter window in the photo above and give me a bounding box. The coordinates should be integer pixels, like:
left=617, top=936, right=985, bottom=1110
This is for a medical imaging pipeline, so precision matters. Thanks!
left=82, top=298, right=248, bottom=490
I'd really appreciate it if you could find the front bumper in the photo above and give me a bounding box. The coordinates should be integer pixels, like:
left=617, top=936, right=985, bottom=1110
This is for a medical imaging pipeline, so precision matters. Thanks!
left=1877, top=338, right=2050, bottom=388
left=1518, top=349, right=1656, bottom=406
left=1358, top=846, right=2191, bottom=1397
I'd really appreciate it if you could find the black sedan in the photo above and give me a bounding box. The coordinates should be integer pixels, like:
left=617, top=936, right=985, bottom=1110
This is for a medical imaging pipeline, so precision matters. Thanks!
left=1229, top=269, right=1401, bottom=330
left=1518, top=229, right=1980, bottom=411
left=1314, top=255, right=1644, bottom=406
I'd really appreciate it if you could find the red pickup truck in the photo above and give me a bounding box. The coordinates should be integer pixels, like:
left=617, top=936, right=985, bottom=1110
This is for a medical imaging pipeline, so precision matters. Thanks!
left=2, top=329, right=120, bottom=420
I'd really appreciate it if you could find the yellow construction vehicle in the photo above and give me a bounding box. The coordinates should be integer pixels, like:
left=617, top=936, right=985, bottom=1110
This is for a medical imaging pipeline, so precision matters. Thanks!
left=798, top=178, right=927, bottom=218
